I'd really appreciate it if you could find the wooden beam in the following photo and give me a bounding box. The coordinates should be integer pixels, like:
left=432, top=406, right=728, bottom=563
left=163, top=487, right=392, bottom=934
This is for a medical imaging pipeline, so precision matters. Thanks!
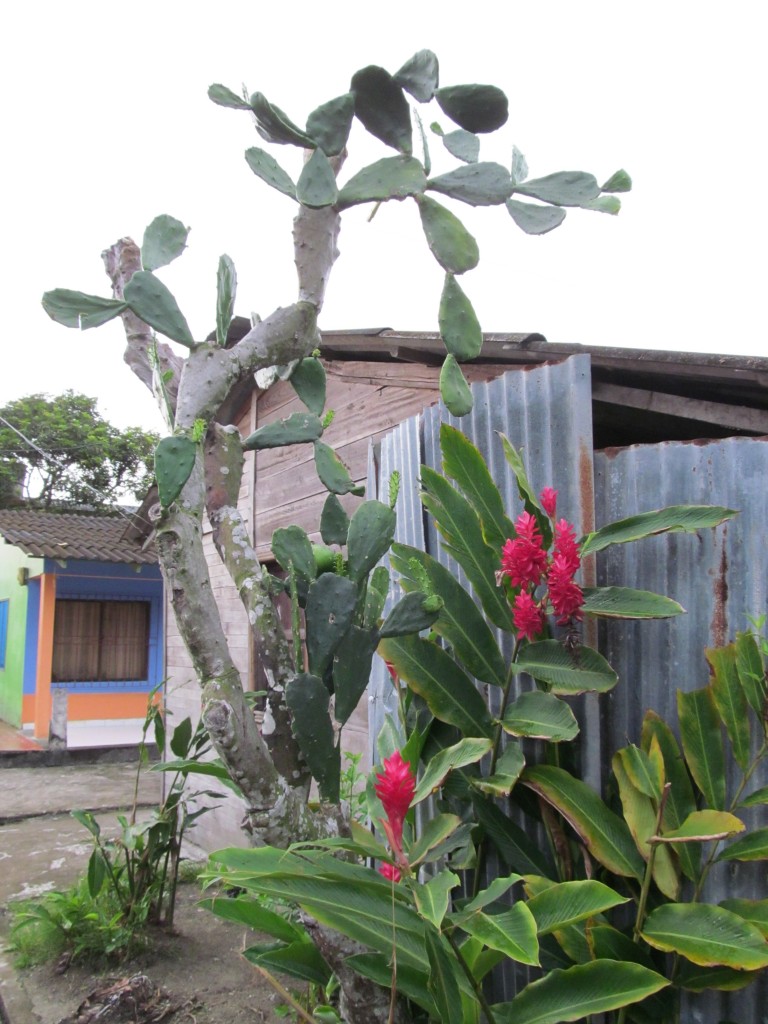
left=592, top=382, right=768, bottom=434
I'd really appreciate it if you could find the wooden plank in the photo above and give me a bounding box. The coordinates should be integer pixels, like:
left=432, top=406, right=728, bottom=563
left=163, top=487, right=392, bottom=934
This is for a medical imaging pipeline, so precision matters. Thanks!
left=592, top=381, right=768, bottom=433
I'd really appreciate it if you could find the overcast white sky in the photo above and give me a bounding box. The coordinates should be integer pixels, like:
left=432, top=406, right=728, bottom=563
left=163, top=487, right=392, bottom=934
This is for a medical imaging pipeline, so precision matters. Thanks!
left=2, top=1, right=765, bottom=434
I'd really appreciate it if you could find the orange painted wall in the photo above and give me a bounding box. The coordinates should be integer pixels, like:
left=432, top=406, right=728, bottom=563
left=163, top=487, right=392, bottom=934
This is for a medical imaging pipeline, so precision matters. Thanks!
left=23, top=691, right=154, bottom=724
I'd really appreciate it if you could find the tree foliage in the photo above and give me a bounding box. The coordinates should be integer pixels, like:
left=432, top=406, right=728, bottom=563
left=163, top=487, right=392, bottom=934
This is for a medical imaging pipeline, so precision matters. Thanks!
left=0, top=391, right=158, bottom=511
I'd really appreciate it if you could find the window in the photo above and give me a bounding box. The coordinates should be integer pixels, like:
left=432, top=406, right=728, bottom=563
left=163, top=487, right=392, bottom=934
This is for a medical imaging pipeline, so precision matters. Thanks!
left=0, top=599, right=8, bottom=669
left=52, top=600, right=150, bottom=683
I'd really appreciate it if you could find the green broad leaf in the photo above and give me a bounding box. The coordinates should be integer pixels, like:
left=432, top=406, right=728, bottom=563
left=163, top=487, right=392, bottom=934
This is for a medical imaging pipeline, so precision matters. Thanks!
left=435, top=84, right=508, bottom=133
left=707, top=644, right=751, bottom=771
left=155, top=435, right=197, bottom=506
left=426, top=929, right=464, bottom=1024
left=506, top=200, right=567, bottom=235
left=215, top=254, right=237, bottom=347
left=580, top=504, right=736, bottom=556
left=735, top=630, right=767, bottom=716
left=588, top=923, right=655, bottom=967
left=380, top=591, right=443, bottom=638
left=522, top=765, right=645, bottom=879
left=473, top=742, right=525, bottom=797
left=347, top=500, right=396, bottom=581
left=440, top=423, right=515, bottom=550
left=417, top=195, right=479, bottom=274
left=272, top=525, right=316, bottom=583
left=379, top=634, right=495, bottom=738
left=419, top=466, right=511, bottom=630
left=601, top=168, right=633, bottom=193
left=305, top=574, right=358, bottom=676
left=440, top=355, right=474, bottom=416
left=581, top=586, right=684, bottom=619
left=42, top=288, right=128, bottom=330
left=716, top=827, right=768, bottom=862
left=472, top=794, right=552, bottom=876
left=306, top=93, right=354, bottom=156
left=320, top=493, right=349, bottom=546
left=412, top=737, right=493, bottom=804
left=612, top=752, right=679, bottom=898
left=515, top=641, right=618, bottom=695
left=332, top=625, right=379, bottom=725
left=452, top=875, right=523, bottom=922
left=243, top=411, right=323, bottom=450
left=285, top=673, right=339, bottom=802
left=87, top=849, right=106, bottom=897
left=290, top=356, right=326, bottom=415
left=394, top=49, right=439, bottom=102
left=72, top=808, right=100, bottom=837
left=492, top=960, right=669, bottom=1024
left=438, top=274, right=483, bottom=360
left=296, top=147, right=338, bottom=208
left=720, top=898, right=768, bottom=938
left=243, top=940, right=332, bottom=985
left=678, top=687, right=726, bottom=809
left=364, top=565, right=389, bottom=627
left=642, top=903, right=768, bottom=970
left=410, top=815, right=463, bottom=866
left=314, top=441, right=364, bottom=495
left=498, top=434, right=552, bottom=545
left=141, top=214, right=189, bottom=271
left=739, top=784, right=768, bottom=808
left=464, top=903, right=540, bottom=965
left=351, top=65, right=412, bottom=154
left=347, top=820, right=388, bottom=861
left=514, top=171, right=600, bottom=207
left=442, top=129, right=479, bottom=164
left=207, top=83, right=251, bottom=110
left=124, top=270, right=195, bottom=347
left=202, top=895, right=303, bottom=943
left=619, top=743, right=663, bottom=801
left=412, top=871, right=460, bottom=929
left=511, top=146, right=528, bottom=185
left=244, top=147, right=297, bottom=201
left=641, top=711, right=700, bottom=882
left=657, top=810, right=745, bottom=843
left=336, top=155, right=426, bottom=209
left=250, top=91, right=316, bottom=147
left=169, top=716, right=193, bottom=757
left=391, top=544, right=506, bottom=686
left=345, top=954, right=436, bottom=1017
left=675, top=961, right=761, bottom=992
left=428, top=162, right=513, bottom=207
left=526, top=879, right=628, bottom=935
left=502, top=691, right=579, bottom=742
left=151, top=757, right=242, bottom=798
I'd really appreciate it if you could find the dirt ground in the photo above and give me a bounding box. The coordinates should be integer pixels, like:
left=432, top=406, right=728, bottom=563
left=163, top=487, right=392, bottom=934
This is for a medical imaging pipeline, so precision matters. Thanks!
left=6, top=885, right=289, bottom=1024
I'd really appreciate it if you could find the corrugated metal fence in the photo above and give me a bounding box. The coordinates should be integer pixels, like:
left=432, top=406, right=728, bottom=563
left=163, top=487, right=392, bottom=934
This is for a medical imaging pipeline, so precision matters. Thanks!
left=369, top=354, right=768, bottom=1022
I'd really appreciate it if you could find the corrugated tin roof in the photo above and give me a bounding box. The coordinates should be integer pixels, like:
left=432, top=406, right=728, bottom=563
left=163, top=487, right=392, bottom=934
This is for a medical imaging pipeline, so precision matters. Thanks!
left=0, top=510, right=157, bottom=564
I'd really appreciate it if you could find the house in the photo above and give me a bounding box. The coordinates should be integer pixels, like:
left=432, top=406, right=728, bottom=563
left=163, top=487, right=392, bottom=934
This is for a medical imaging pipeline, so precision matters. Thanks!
left=159, top=329, right=768, bottom=849
left=0, top=510, right=164, bottom=747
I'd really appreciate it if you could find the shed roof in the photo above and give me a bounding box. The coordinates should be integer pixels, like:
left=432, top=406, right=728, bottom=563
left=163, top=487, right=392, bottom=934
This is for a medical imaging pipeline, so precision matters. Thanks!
left=0, top=510, right=157, bottom=564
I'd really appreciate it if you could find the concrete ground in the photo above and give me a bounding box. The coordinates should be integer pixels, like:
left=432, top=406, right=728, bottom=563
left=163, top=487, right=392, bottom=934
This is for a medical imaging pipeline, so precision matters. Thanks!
left=0, top=756, right=163, bottom=1022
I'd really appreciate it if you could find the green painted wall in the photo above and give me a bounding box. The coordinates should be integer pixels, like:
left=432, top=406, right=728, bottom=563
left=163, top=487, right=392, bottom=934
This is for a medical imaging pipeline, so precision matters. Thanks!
left=0, top=545, right=42, bottom=727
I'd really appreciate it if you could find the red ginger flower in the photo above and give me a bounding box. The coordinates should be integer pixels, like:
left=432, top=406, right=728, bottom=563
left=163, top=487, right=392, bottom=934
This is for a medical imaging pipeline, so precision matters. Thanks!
left=553, top=519, right=581, bottom=575
left=374, top=751, right=416, bottom=858
left=378, top=861, right=402, bottom=883
left=547, top=520, right=584, bottom=624
left=540, top=487, right=558, bottom=519
left=501, top=512, right=548, bottom=589
left=513, top=590, right=545, bottom=641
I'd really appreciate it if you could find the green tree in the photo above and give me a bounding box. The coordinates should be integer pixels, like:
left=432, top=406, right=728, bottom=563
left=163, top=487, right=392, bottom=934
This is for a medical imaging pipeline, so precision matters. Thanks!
left=0, top=391, right=158, bottom=510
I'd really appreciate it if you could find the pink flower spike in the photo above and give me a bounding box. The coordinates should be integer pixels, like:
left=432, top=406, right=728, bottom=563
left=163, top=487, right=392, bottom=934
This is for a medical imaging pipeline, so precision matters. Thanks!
left=512, top=590, right=545, bottom=642
left=378, top=862, right=402, bottom=883
left=540, top=487, right=558, bottom=519
left=374, top=751, right=416, bottom=856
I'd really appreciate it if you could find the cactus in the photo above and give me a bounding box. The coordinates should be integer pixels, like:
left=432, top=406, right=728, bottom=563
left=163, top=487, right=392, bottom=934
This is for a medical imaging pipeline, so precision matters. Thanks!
left=380, top=591, right=444, bottom=638
left=346, top=500, right=397, bottom=582
left=438, top=274, right=482, bottom=360
left=42, top=289, right=127, bottom=330
left=141, top=214, right=189, bottom=271
left=435, top=83, right=509, bottom=134
left=350, top=65, right=412, bottom=154
left=416, top=194, right=479, bottom=275
left=336, top=156, right=426, bottom=210
left=439, top=128, right=479, bottom=164
left=428, top=162, right=513, bottom=207
left=272, top=525, right=316, bottom=589
left=439, top=354, right=474, bottom=416
left=215, top=255, right=237, bottom=347
left=250, top=92, right=315, bottom=148
left=154, top=435, right=197, bottom=507
left=243, top=412, right=323, bottom=450
left=393, top=49, right=439, bottom=103
left=320, top=493, right=350, bottom=545
left=244, top=147, right=297, bottom=201
left=306, top=93, right=355, bottom=157
left=314, top=441, right=364, bottom=495
left=333, top=625, right=380, bottom=725
left=296, top=148, right=339, bottom=208
left=124, top=271, right=195, bottom=347
left=305, top=574, right=358, bottom=677
left=290, top=356, right=326, bottom=415
left=285, top=673, right=340, bottom=801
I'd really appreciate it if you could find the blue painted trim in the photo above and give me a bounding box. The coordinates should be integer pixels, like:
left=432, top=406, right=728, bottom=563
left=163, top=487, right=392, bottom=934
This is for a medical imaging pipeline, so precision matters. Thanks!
left=0, top=599, right=8, bottom=669
left=51, top=680, right=154, bottom=693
